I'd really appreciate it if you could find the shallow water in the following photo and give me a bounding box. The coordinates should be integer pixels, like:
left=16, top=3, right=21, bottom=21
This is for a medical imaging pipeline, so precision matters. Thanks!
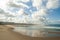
left=13, top=25, right=60, bottom=37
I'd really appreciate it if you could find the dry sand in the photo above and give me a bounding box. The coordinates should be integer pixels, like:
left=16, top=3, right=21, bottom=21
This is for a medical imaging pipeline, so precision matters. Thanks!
left=0, top=25, right=60, bottom=40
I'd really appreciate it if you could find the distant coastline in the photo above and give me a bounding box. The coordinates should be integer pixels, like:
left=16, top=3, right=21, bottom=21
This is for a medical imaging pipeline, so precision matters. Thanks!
left=0, top=22, right=37, bottom=25
left=46, top=24, right=60, bottom=27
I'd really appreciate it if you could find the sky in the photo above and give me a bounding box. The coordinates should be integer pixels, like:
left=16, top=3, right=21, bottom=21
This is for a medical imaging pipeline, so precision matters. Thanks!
left=0, top=0, right=60, bottom=24
left=47, top=8, right=60, bottom=20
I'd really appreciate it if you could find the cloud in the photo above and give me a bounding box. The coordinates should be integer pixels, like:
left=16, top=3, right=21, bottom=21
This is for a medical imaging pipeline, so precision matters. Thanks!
left=31, top=0, right=60, bottom=24
left=16, top=9, right=24, bottom=16
left=47, top=20, right=60, bottom=24
left=14, top=0, right=30, bottom=3
left=32, top=0, right=43, bottom=10
left=0, top=0, right=9, bottom=10
left=11, top=0, right=30, bottom=8
left=31, top=0, right=48, bottom=19
left=0, top=0, right=48, bottom=23
left=21, top=0, right=30, bottom=2
left=0, top=0, right=60, bottom=24
left=32, top=8, right=47, bottom=18
left=0, top=8, right=5, bottom=13
left=46, top=0, right=60, bottom=9
left=0, top=14, right=6, bottom=21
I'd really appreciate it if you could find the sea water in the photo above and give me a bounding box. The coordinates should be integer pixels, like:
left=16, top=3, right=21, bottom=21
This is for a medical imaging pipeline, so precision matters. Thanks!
left=13, top=25, right=60, bottom=37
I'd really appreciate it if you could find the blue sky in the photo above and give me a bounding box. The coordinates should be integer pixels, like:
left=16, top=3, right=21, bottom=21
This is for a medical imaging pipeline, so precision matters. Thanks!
left=46, top=7, right=60, bottom=20
left=14, top=0, right=60, bottom=21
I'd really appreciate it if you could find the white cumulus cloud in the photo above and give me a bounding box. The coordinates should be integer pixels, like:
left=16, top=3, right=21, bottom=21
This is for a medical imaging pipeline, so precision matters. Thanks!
left=46, top=0, right=60, bottom=9
left=17, top=9, right=24, bottom=16
left=32, top=8, right=47, bottom=18
left=0, top=0, right=9, bottom=10
left=14, top=0, right=30, bottom=3
left=12, top=0, right=30, bottom=8
left=32, top=0, right=43, bottom=10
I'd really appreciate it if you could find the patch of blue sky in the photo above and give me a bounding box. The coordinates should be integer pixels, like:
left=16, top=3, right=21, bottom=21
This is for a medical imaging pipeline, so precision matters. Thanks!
left=9, top=0, right=37, bottom=15
left=46, top=7, right=60, bottom=20
left=24, top=7, right=31, bottom=15
left=23, top=7, right=38, bottom=18
left=23, top=0, right=32, bottom=7
left=23, top=8, right=32, bottom=18
left=29, top=7, right=37, bottom=12
left=15, top=0, right=35, bottom=15
left=41, top=0, right=48, bottom=7
left=23, top=7, right=37, bottom=15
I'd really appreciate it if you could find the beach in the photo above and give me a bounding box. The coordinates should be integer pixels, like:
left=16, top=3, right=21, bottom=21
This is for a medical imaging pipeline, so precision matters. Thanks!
left=0, top=25, right=60, bottom=40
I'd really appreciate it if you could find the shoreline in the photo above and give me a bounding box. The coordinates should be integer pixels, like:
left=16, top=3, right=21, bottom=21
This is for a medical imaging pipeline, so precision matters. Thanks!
left=0, top=25, right=60, bottom=40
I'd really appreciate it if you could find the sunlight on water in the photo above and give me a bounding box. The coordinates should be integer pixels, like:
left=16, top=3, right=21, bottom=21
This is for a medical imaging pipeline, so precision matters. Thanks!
left=13, top=25, right=47, bottom=37
left=13, top=25, right=60, bottom=37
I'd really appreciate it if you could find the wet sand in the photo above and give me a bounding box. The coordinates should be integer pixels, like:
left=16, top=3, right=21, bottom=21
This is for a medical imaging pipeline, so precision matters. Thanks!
left=47, top=31, right=60, bottom=40
left=0, top=25, right=60, bottom=40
